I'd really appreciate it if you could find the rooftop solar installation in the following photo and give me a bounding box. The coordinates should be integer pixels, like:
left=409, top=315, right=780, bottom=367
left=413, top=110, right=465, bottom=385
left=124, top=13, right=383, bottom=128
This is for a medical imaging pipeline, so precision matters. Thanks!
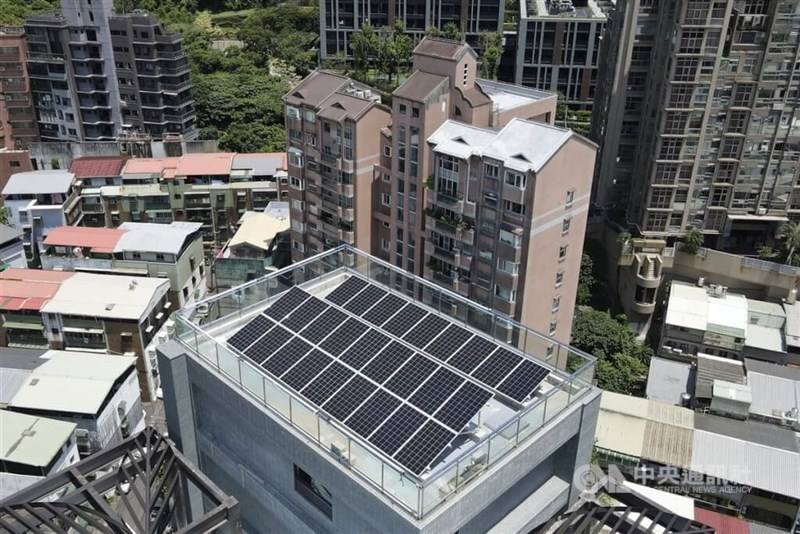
left=225, top=274, right=550, bottom=475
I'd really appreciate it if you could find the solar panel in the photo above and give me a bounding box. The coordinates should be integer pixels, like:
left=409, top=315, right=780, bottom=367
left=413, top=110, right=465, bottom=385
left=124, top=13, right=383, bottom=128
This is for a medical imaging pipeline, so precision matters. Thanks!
left=243, top=325, right=293, bottom=364
left=369, top=404, right=427, bottom=455
left=340, top=329, right=391, bottom=370
left=318, top=318, right=369, bottom=356
left=300, top=307, right=348, bottom=344
left=361, top=341, right=414, bottom=384
left=301, top=361, right=355, bottom=406
left=264, top=287, right=310, bottom=320
left=226, top=314, right=274, bottom=352
left=384, top=354, right=438, bottom=398
left=472, top=348, right=522, bottom=387
left=323, top=375, right=378, bottom=422
left=362, top=293, right=406, bottom=326
left=447, top=336, right=498, bottom=373
left=496, top=359, right=549, bottom=402
left=282, top=297, right=329, bottom=332
left=403, top=314, right=450, bottom=349
left=434, top=382, right=493, bottom=432
left=343, top=284, right=387, bottom=315
left=425, top=324, right=473, bottom=362
left=345, top=389, right=402, bottom=439
left=395, top=421, right=455, bottom=474
left=325, top=276, right=368, bottom=306
left=281, top=350, right=333, bottom=391
left=409, top=368, right=464, bottom=414
left=262, top=336, right=313, bottom=376
left=382, top=303, right=428, bottom=337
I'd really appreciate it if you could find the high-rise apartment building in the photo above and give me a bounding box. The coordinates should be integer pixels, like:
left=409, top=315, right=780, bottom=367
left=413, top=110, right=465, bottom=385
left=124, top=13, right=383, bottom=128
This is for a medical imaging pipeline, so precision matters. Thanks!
left=593, top=0, right=800, bottom=251
left=319, top=0, right=504, bottom=58
left=287, top=38, right=597, bottom=354
left=24, top=0, right=196, bottom=142
left=0, top=27, right=39, bottom=149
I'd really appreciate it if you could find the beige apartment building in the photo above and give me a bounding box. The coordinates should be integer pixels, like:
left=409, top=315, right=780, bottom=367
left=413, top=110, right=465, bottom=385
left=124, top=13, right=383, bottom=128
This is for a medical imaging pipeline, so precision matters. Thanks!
left=286, top=38, right=597, bottom=358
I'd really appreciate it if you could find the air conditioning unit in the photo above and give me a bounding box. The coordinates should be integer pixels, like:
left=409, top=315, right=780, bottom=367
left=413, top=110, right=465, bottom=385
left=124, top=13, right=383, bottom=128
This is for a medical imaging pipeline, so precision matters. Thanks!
left=165, top=320, right=175, bottom=335
left=757, top=207, right=767, bottom=215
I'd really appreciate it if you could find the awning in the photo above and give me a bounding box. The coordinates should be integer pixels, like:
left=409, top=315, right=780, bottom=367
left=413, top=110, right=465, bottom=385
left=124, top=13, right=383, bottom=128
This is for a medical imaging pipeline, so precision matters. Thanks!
left=727, top=213, right=788, bottom=223
left=2, top=320, right=43, bottom=330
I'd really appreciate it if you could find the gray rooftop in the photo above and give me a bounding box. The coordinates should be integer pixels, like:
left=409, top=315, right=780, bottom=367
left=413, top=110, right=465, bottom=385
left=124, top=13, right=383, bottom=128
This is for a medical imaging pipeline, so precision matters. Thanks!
left=645, top=357, right=694, bottom=405
left=2, top=170, right=74, bottom=196
left=412, top=37, right=472, bottom=60
left=695, top=353, right=745, bottom=399
left=693, top=412, right=799, bottom=452
left=393, top=70, right=449, bottom=102
left=116, top=221, right=202, bottom=255
left=232, top=153, right=286, bottom=177
left=0, top=224, right=22, bottom=245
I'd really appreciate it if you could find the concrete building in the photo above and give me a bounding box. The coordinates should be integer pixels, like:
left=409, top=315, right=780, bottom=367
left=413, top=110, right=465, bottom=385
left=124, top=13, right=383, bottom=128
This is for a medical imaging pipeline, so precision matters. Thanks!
left=83, top=152, right=288, bottom=252
left=159, top=245, right=599, bottom=533
left=5, top=350, right=145, bottom=457
left=515, top=0, right=611, bottom=108
left=0, top=269, right=171, bottom=401
left=0, top=169, right=82, bottom=266
left=0, top=409, right=78, bottom=500
left=0, top=27, right=39, bottom=149
left=24, top=0, right=196, bottom=142
left=595, top=391, right=800, bottom=530
left=0, top=148, right=33, bottom=194
left=288, top=39, right=596, bottom=353
left=0, top=224, right=25, bottom=269
left=40, top=221, right=206, bottom=306
left=658, top=280, right=795, bottom=365
left=592, top=0, right=800, bottom=248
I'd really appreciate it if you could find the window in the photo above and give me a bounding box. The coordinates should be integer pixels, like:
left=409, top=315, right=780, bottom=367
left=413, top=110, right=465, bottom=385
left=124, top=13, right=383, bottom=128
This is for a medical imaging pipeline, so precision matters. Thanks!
left=381, top=193, right=391, bottom=207
left=412, top=107, right=419, bottom=118
left=293, top=241, right=305, bottom=253
left=380, top=238, right=389, bottom=251
left=383, top=145, right=391, bottom=158
left=382, top=173, right=390, bottom=183
left=494, top=284, right=516, bottom=302
left=289, top=150, right=304, bottom=168
left=558, top=245, right=567, bottom=261
left=499, top=229, right=521, bottom=247
left=484, top=163, right=499, bottom=178
left=566, top=189, right=575, bottom=206
left=504, top=171, right=526, bottom=188
left=304, top=110, right=316, bottom=123
left=436, top=155, right=459, bottom=198
left=504, top=200, right=525, bottom=215
left=562, top=217, right=571, bottom=234
left=549, top=321, right=558, bottom=336
left=294, top=465, right=332, bottom=519
left=9, top=160, right=20, bottom=167
left=497, top=258, right=518, bottom=274
left=286, top=106, right=300, bottom=119
left=552, top=296, right=561, bottom=312
left=305, top=133, right=316, bottom=146
left=290, top=176, right=303, bottom=189
left=555, top=271, right=564, bottom=287
left=291, top=199, right=305, bottom=211
left=399, top=103, right=406, bottom=114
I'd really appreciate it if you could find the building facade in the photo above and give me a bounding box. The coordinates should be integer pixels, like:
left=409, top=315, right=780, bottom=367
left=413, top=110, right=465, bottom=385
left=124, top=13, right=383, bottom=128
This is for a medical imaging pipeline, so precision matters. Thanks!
left=159, top=246, right=600, bottom=534
left=24, top=0, right=196, bottom=142
left=288, top=39, right=596, bottom=351
left=0, top=27, right=39, bottom=149
left=592, top=0, right=800, bottom=251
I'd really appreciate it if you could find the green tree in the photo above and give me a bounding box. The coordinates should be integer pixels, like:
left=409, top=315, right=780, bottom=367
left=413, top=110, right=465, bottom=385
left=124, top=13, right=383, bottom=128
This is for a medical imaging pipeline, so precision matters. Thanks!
left=218, top=123, right=285, bottom=152
left=350, top=22, right=379, bottom=73
left=504, top=0, right=519, bottom=24
left=442, top=22, right=463, bottom=41
left=681, top=226, right=704, bottom=255
left=571, top=308, right=651, bottom=394
left=576, top=252, right=595, bottom=305
left=780, top=221, right=800, bottom=266
left=0, top=0, right=57, bottom=25
left=0, top=207, right=9, bottom=226
left=377, top=22, right=412, bottom=83
left=478, top=32, right=502, bottom=79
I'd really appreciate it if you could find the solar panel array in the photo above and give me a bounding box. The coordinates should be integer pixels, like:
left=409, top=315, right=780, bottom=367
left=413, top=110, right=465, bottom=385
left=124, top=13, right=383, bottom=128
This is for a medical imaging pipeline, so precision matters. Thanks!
left=225, top=277, right=549, bottom=475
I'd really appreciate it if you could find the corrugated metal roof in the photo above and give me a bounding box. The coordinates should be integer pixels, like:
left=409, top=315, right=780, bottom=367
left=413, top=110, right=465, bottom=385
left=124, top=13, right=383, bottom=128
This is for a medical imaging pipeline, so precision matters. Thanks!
left=691, top=429, right=800, bottom=499
left=641, top=420, right=693, bottom=468
left=595, top=409, right=646, bottom=458
left=747, top=371, right=800, bottom=419
left=695, top=353, right=745, bottom=399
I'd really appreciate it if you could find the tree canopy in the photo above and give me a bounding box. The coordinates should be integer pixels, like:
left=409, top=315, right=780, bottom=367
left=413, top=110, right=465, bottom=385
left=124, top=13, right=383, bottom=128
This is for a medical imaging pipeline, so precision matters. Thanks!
left=478, top=32, right=502, bottom=79
left=0, top=0, right=58, bottom=25
left=571, top=308, right=651, bottom=394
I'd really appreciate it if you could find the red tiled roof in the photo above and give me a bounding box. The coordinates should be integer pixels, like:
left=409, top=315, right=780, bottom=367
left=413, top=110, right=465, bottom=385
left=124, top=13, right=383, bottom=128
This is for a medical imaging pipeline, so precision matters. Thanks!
left=43, top=226, right=126, bottom=254
left=694, top=508, right=749, bottom=534
left=122, top=157, right=180, bottom=176
left=69, top=156, right=129, bottom=179
left=0, top=269, right=73, bottom=311
left=174, top=153, right=235, bottom=176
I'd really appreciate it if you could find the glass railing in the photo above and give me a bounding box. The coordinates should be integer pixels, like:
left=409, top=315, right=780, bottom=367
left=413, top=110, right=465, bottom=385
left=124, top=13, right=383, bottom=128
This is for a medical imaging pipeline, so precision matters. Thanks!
left=173, top=245, right=595, bottom=520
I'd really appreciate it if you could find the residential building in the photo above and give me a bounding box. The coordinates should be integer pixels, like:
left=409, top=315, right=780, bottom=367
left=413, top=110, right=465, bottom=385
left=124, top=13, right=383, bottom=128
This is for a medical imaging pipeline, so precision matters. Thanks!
left=40, top=221, right=206, bottom=306
left=514, top=0, right=610, bottom=109
left=658, top=280, right=799, bottom=365
left=0, top=409, right=78, bottom=500
left=284, top=71, right=391, bottom=257
left=0, top=427, right=240, bottom=533
left=24, top=0, right=196, bottom=142
left=0, top=148, right=32, bottom=193
left=0, top=224, right=25, bottom=269
left=4, top=350, right=144, bottom=457
left=68, top=155, right=128, bottom=225
left=84, top=152, right=288, bottom=251
left=0, top=269, right=171, bottom=401
left=159, top=245, right=599, bottom=534
left=0, top=169, right=81, bottom=266
left=0, top=27, right=39, bottom=149
left=211, top=207, right=291, bottom=291
left=592, top=0, right=800, bottom=247
left=595, top=391, right=800, bottom=530
left=288, top=39, right=596, bottom=353
left=319, top=0, right=504, bottom=59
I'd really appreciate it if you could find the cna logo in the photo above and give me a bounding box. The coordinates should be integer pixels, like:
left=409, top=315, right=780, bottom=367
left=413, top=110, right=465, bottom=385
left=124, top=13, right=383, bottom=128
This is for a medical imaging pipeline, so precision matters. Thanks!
left=573, top=464, right=630, bottom=494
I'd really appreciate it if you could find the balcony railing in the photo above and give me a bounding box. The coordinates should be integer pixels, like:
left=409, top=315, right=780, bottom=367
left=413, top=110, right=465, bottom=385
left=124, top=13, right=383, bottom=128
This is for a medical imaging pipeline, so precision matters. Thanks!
left=173, top=245, right=595, bottom=521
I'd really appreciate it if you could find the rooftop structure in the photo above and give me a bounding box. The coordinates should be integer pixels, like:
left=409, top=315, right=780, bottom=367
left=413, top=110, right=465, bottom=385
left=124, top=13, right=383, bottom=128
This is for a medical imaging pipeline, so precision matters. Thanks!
left=226, top=212, right=289, bottom=255
left=645, top=356, right=693, bottom=405
left=68, top=156, right=128, bottom=184
left=744, top=358, right=800, bottom=425
left=0, top=410, right=76, bottom=470
left=1, top=170, right=74, bottom=196
left=161, top=245, right=599, bottom=531
left=0, top=427, right=240, bottom=533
